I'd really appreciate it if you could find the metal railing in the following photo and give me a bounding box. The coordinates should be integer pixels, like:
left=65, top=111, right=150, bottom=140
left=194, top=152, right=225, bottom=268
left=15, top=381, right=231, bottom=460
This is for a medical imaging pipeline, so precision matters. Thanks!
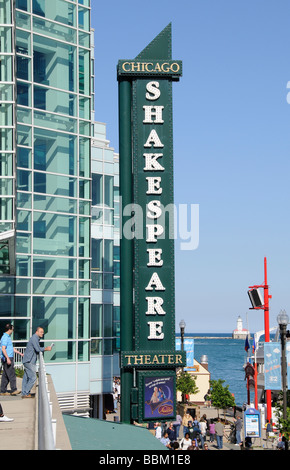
left=38, top=352, right=56, bottom=450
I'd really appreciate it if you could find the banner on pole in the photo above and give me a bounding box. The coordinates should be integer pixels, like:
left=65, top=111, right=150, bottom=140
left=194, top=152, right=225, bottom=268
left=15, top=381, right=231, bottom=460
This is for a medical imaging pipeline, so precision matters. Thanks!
left=287, top=343, right=290, bottom=389
left=175, top=338, right=194, bottom=369
left=264, top=342, right=282, bottom=390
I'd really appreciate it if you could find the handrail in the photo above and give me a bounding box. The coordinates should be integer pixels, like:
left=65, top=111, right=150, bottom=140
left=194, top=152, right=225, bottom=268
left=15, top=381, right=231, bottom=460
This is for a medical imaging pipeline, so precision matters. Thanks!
left=38, top=352, right=56, bottom=450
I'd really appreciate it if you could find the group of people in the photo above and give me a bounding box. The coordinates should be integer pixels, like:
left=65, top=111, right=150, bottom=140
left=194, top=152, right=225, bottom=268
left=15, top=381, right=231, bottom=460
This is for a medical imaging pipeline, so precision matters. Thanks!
left=112, top=377, right=121, bottom=413
left=154, top=410, right=244, bottom=450
left=0, top=324, right=52, bottom=422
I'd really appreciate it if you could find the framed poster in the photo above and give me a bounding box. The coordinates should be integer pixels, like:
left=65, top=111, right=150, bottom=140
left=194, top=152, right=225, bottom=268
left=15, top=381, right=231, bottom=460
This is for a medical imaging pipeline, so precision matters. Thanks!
left=138, top=370, right=176, bottom=422
left=244, top=408, right=261, bottom=438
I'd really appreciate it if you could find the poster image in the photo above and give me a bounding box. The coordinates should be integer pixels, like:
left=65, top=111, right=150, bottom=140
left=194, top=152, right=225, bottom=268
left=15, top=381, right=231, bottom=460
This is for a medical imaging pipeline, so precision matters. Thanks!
left=144, top=376, right=174, bottom=419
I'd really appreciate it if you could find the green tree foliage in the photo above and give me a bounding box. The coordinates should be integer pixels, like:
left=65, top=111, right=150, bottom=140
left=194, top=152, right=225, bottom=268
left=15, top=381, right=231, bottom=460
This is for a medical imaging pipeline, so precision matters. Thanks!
left=176, top=371, right=199, bottom=399
left=209, top=379, right=235, bottom=419
left=274, top=391, right=290, bottom=445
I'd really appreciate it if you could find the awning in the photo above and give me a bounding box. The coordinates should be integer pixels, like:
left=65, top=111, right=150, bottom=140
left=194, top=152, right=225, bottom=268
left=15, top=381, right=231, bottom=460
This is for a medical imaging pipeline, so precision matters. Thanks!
left=63, top=415, right=166, bottom=450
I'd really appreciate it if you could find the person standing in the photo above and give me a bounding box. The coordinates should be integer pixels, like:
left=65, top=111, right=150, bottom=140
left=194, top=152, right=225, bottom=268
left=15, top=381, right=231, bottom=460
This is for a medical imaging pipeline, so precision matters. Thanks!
left=1, top=324, right=24, bottom=395
left=21, top=327, right=52, bottom=398
left=0, top=402, right=13, bottom=422
left=182, top=410, right=192, bottom=437
left=209, top=419, right=216, bottom=443
left=215, top=418, right=225, bottom=449
left=235, top=415, right=243, bottom=446
left=199, top=417, right=207, bottom=448
left=172, top=413, right=182, bottom=440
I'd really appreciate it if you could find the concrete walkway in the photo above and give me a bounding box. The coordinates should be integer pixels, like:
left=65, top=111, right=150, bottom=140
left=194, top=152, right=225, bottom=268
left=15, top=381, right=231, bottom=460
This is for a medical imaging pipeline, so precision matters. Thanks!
left=0, top=376, right=71, bottom=451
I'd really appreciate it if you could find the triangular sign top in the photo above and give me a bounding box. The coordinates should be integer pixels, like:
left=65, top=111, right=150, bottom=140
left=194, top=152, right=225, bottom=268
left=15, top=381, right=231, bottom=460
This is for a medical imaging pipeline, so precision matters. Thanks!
left=135, top=23, right=172, bottom=61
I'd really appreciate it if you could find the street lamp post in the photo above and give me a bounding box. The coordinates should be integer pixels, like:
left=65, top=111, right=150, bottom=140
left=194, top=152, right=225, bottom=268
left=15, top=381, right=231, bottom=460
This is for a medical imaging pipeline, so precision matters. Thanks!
left=277, top=309, right=289, bottom=451
left=179, top=319, right=186, bottom=355
left=179, top=320, right=186, bottom=403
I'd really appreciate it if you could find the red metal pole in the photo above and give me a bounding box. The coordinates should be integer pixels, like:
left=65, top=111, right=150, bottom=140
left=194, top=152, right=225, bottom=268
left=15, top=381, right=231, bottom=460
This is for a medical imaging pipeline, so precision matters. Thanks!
left=264, top=257, right=272, bottom=421
left=254, top=362, right=258, bottom=410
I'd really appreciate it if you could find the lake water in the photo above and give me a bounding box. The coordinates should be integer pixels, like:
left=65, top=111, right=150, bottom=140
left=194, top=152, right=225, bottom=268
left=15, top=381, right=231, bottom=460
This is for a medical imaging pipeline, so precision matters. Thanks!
left=184, top=333, right=251, bottom=407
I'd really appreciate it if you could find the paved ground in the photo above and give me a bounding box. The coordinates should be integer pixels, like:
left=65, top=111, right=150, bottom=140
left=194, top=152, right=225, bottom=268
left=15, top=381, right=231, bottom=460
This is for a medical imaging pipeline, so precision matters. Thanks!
left=107, top=403, right=276, bottom=451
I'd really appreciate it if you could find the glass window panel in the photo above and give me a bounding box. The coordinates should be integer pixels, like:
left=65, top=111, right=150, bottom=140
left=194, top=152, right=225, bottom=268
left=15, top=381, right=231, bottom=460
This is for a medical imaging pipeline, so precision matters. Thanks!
left=17, top=192, right=31, bottom=209
left=15, top=10, right=31, bottom=29
left=17, top=124, right=32, bottom=146
left=17, top=147, right=31, bottom=168
left=0, top=177, right=13, bottom=195
left=0, top=153, right=13, bottom=176
left=0, top=128, right=13, bottom=151
left=34, top=128, right=77, bottom=176
left=16, top=29, right=31, bottom=55
left=34, top=86, right=76, bottom=117
left=34, top=109, right=77, bottom=133
left=33, top=17, right=76, bottom=43
left=0, top=55, right=13, bottom=81
left=17, top=169, right=31, bottom=191
left=104, top=339, right=113, bottom=356
left=16, top=0, right=30, bottom=12
left=79, top=136, right=90, bottom=177
left=0, top=103, right=13, bottom=126
left=78, top=48, right=90, bottom=95
left=33, top=256, right=76, bottom=278
left=92, top=174, right=102, bottom=206
left=17, top=83, right=31, bottom=107
left=104, top=240, right=113, bottom=272
left=78, top=7, right=90, bottom=31
left=17, top=209, right=31, bottom=231
left=0, top=27, right=12, bottom=53
left=79, top=96, right=90, bottom=120
left=79, top=30, right=90, bottom=48
left=91, top=272, right=102, bottom=289
left=78, top=297, right=89, bottom=339
left=0, top=84, right=13, bottom=101
left=91, top=304, right=102, bottom=337
left=91, top=238, right=102, bottom=271
left=104, top=175, right=113, bottom=207
left=32, top=296, right=76, bottom=340
left=91, top=147, right=103, bottom=160
left=33, top=212, right=77, bottom=257
left=34, top=173, right=76, bottom=198
left=79, top=179, right=90, bottom=199
left=34, top=194, right=77, bottom=214
left=104, top=273, right=113, bottom=290
left=16, top=278, right=31, bottom=294
left=32, top=0, right=75, bottom=26
left=91, top=207, right=103, bottom=224
left=33, top=278, right=76, bottom=296
left=33, top=35, right=76, bottom=92
left=17, top=106, right=32, bottom=124
left=78, top=341, right=89, bottom=361
left=43, top=341, right=75, bottom=363
left=0, top=198, right=13, bottom=221
left=90, top=338, right=102, bottom=355
left=16, top=56, right=30, bottom=81
left=16, top=232, right=31, bottom=254
left=16, top=256, right=31, bottom=276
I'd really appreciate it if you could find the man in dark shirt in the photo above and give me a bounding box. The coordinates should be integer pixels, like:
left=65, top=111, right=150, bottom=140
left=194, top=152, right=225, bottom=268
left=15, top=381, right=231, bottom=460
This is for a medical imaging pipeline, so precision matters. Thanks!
left=21, top=327, right=52, bottom=398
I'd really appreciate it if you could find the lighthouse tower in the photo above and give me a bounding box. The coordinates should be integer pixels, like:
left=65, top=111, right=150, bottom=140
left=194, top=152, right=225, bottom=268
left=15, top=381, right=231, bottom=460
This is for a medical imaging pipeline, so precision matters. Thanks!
left=232, top=316, right=250, bottom=339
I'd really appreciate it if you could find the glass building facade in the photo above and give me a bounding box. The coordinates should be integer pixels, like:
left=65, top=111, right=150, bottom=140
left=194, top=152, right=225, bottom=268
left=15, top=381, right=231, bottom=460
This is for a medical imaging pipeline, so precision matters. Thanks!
left=90, top=122, right=120, bottom=418
left=0, top=0, right=93, bottom=411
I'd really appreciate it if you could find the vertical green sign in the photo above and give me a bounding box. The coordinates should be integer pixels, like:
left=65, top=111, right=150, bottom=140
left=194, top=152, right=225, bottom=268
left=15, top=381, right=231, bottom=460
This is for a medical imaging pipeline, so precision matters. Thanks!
left=118, top=24, right=184, bottom=423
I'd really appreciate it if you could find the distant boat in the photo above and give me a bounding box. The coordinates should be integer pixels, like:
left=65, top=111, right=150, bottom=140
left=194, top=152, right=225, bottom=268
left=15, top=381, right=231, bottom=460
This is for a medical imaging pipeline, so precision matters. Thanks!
left=232, top=315, right=250, bottom=339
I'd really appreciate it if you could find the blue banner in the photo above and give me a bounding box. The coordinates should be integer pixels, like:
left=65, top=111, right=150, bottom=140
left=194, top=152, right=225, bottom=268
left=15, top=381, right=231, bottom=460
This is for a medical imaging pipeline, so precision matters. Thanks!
left=264, top=342, right=282, bottom=390
left=287, top=343, right=290, bottom=389
left=175, top=338, right=194, bottom=369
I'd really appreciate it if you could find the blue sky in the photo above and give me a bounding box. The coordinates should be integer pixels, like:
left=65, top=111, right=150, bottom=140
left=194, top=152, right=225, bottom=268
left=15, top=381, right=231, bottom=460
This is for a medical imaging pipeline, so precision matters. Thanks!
left=91, top=1, right=290, bottom=333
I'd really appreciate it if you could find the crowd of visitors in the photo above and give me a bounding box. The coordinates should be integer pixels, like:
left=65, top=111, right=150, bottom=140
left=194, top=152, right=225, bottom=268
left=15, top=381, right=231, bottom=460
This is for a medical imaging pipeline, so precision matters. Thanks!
left=153, top=411, right=226, bottom=450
